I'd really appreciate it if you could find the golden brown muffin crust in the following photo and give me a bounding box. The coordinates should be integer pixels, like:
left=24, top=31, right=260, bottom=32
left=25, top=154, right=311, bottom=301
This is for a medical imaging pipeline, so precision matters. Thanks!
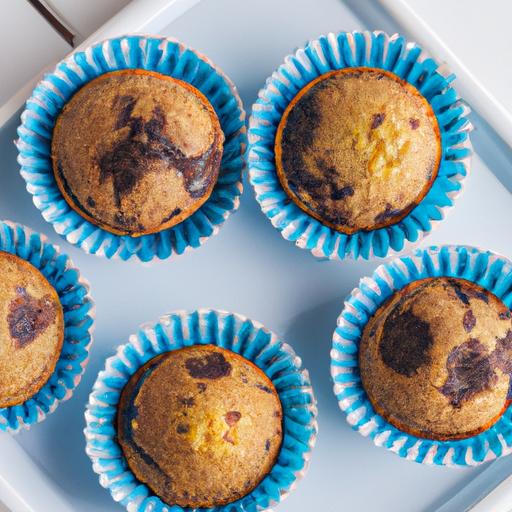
left=359, top=277, right=512, bottom=440
left=275, top=67, right=441, bottom=233
left=52, top=69, right=224, bottom=236
left=117, top=345, right=283, bottom=508
left=0, top=252, right=64, bottom=407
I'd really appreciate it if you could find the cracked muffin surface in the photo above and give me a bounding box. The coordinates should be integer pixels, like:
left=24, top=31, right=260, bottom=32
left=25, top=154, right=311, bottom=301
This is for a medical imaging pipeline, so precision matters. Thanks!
left=52, top=69, right=224, bottom=236
left=275, top=67, right=441, bottom=233
left=0, top=252, right=64, bottom=408
left=117, top=345, right=283, bottom=508
left=359, top=277, right=512, bottom=440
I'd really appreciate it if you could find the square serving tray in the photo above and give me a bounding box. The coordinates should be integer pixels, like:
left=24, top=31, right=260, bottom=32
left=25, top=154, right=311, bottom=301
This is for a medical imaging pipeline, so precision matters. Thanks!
left=1, top=1, right=511, bottom=511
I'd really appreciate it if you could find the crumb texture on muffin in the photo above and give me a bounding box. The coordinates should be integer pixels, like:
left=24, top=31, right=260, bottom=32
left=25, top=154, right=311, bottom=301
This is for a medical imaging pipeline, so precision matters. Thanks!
left=275, top=67, right=441, bottom=233
left=52, top=70, right=224, bottom=236
left=117, top=345, right=283, bottom=508
left=0, top=252, right=64, bottom=407
left=359, top=277, right=512, bottom=440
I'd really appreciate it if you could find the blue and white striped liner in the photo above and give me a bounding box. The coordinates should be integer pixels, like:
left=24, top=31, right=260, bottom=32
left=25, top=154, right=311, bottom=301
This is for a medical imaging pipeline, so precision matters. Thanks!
left=248, top=31, right=472, bottom=260
left=17, top=35, right=246, bottom=262
left=0, top=221, right=94, bottom=434
left=331, top=245, right=512, bottom=466
left=85, top=309, right=317, bottom=511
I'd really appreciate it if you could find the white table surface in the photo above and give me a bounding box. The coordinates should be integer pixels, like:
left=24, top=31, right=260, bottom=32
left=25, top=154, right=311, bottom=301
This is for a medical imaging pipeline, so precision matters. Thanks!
left=0, top=0, right=131, bottom=127
left=374, top=0, right=512, bottom=178
left=394, top=0, right=512, bottom=135
left=0, top=2, right=68, bottom=107
left=1, top=0, right=512, bottom=511
left=49, top=0, right=131, bottom=43
left=386, top=0, right=512, bottom=107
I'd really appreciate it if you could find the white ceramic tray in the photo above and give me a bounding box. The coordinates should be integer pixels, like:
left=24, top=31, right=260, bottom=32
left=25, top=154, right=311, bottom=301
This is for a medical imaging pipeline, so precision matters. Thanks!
left=1, top=1, right=512, bottom=511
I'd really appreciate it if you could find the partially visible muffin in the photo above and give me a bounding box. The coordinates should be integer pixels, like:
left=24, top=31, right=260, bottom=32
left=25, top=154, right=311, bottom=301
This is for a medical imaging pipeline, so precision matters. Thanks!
left=52, top=69, right=224, bottom=236
left=275, top=67, right=441, bottom=233
left=117, top=345, right=283, bottom=508
left=0, top=252, right=64, bottom=407
left=359, top=277, right=512, bottom=440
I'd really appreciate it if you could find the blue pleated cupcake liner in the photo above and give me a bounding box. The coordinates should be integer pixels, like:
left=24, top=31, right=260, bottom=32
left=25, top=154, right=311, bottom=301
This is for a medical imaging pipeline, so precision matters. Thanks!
left=0, top=221, right=94, bottom=434
left=85, top=309, right=317, bottom=511
left=248, top=31, right=472, bottom=260
left=16, top=35, right=247, bottom=262
left=331, top=245, right=512, bottom=466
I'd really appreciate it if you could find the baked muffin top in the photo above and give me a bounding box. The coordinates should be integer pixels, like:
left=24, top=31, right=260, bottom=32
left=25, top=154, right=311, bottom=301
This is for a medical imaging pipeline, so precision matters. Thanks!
left=52, top=70, right=224, bottom=236
left=117, top=345, right=283, bottom=508
left=0, top=252, right=64, bottom=408
left=359, top=277, right=512, bottom=440
left=275, top=67, right=441, bottom=233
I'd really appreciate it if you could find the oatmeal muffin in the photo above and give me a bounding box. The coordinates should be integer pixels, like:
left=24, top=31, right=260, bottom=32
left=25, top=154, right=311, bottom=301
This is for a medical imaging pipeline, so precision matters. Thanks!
left=52, top=69, right=224, bottom=236
left=0, top=252, right=64, bottom=407
left=117, top=345, right=283, bottom=507
left=275, top=67, right=441, bottom=233
left=359, top=277, right=512, bottom=440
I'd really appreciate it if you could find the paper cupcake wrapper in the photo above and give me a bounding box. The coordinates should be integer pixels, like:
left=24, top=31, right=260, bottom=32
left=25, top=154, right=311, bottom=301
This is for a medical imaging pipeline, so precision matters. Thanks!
left=0, top=221, right=94, bottom=434
left=17, top=35, right=247, bottom=262
left=85, top=309, right=317, bottom=511
left=331, top=245, right=512, bottom=466
left=248, top=31, right=472, bottom=260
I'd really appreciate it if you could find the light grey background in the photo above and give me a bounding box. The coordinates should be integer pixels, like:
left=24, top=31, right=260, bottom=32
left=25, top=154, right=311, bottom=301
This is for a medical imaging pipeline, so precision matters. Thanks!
left=1, top=0, right=512, bottom=511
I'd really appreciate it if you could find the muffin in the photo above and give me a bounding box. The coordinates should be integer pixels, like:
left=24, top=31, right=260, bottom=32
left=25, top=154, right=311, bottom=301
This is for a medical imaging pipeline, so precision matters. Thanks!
left=0, top=251, right=64, bottom=408
left=275, top=67, right=441, bottom=233
left=359, top=277, right=512, bottom=440
left=117, top=344, right=283, bottom=508
left=52, top=69, right=224, bottom=236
